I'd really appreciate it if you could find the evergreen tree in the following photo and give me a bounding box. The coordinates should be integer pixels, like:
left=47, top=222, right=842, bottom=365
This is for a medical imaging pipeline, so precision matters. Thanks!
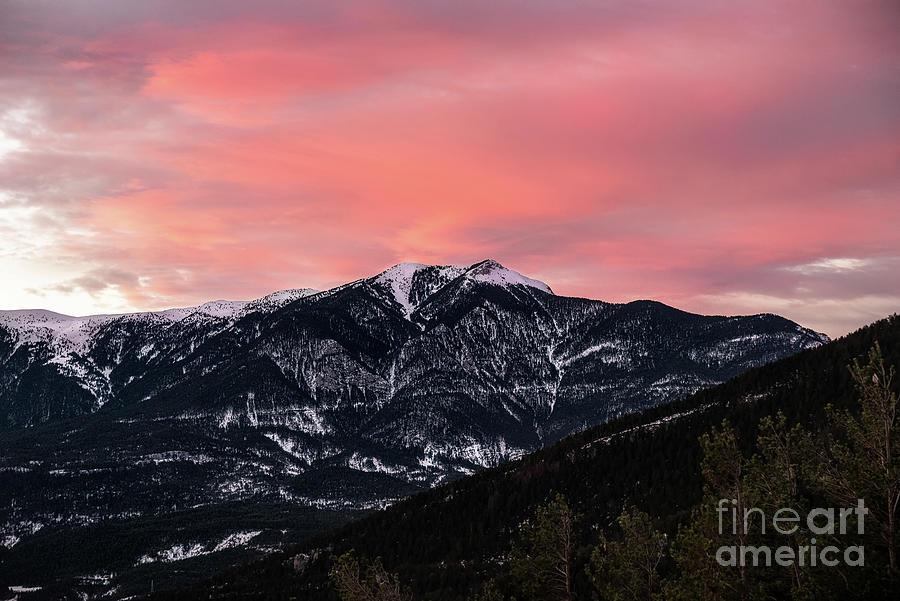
left=330, top=551, right=414, bottom=601
left=587, top=506, right=666, bottom=600
left=666, top=503, right=740, bottom=601
left=744, top=413, right=820, bottom=599
left=509, top=493, right=577, bottom=601
left=701, top=421, right=752, bottom=589
left=817, top=342, right=899, bottom=569
left=667, top=421, right=751, bottom=600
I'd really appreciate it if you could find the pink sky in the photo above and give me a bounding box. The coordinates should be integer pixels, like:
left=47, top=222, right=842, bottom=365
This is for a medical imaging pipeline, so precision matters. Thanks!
left=1, top=0, right=898, bottom=337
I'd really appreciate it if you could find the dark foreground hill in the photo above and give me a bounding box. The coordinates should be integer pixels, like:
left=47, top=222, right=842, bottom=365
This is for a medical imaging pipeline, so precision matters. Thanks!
left=144, top=315, right=899, bottom=601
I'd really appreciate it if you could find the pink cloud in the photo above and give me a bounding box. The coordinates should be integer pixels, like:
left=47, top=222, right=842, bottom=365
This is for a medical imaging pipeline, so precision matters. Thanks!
left=0, top=0, right=898, bottom=337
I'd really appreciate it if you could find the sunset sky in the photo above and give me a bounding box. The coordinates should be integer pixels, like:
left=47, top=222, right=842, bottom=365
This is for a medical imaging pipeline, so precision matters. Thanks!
left=1, top=0, right=898, bottom=338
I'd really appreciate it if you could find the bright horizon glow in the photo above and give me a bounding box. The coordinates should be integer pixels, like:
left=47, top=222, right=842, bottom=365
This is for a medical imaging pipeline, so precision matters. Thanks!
left=1, top=0, right=898, bottom=338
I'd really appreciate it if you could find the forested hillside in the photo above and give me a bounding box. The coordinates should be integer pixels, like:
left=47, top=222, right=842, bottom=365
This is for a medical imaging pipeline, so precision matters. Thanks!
left=145, top=315, right=899, bottom=600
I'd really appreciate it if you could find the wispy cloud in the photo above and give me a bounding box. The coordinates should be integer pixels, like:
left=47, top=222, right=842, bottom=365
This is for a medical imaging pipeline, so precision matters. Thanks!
left=0, top=0, right=898, bottom=336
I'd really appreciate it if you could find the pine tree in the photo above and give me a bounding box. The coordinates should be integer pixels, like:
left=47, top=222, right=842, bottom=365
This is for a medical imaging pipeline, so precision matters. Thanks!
left=666, top=421, right=751, bottom=600
left=817, top=342, right=899, bottom=570
left=701, top=421, right=752, bottom=588
left=666, top=503, right=741, bottom=601
left=330, top=551, right=414, bottom=601
left=587, top=506, right=666, bottom=600
left=744, top=412, right=819, bottom=599
left=509, top=493, right=577, bottom=601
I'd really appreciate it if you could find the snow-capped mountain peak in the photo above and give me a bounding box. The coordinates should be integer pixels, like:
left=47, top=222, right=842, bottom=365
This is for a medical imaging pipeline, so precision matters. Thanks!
left=464, top=259, right=553, bottom=295
left=0, top=288, right=321, bottom=350
left=370, top=262, right=466, bottom=315
left=368, top=260, right=552, bottom=317
left=152, top=300, right=249, bottom=322
left=241, top=288, right=320, bottom=313
left=0, top=309, right=122, bottom=352
left=372, top=262, right=426, bottom=316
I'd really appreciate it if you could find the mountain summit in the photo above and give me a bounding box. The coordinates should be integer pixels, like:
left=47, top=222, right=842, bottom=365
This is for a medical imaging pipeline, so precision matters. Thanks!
left=366, top=260, right=551, bottom=317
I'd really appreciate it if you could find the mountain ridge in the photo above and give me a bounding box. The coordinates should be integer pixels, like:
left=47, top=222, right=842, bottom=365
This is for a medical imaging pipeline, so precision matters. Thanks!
left=0, top=260, right=828, bottom=599
left=1, top=259, right=826, bottom=433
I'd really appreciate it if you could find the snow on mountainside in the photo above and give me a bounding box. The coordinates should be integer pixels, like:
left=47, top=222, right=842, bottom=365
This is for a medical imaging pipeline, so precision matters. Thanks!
left=243, top=288, right=320, bottom=313
left=0, top=288, right=321, bottom=417
left=0, top=259, right=547, bottom=345
left=0, top=259, right=827, bottom=438
left=466, top=259, right=553, bottom=294
left=367, top=260, right=550, bottom=317
left=0, top=259, right=829, bottom=600
left=0, top=310, right=113, bottom=357
left=0, top=288, right=320, bottom=344
left=371, top=263, right=466, bottom=316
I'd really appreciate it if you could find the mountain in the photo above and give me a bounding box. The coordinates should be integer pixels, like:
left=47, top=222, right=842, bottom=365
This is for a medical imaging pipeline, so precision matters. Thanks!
left=0, top=260, right=827, bottom=599
left=0, top=287, right=320, bottom=428
left=143, top=315, right=900, bottom=601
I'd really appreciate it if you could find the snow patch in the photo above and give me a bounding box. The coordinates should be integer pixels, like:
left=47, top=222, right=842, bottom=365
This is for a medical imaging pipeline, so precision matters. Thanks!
left=212, top=530, right=263, bottom=552
left=243, top=288, right=319, bottom=313
left=371, top=262, right=466, bottom=316
left=78, top=574, right=114, bottom=586
left=374, top=262, right=427, bottom=315
left=558, top=340, right=629, bottom=367
left=137, top=531, right=262, bottom=565
left=347, top=453, right=404, bottom=475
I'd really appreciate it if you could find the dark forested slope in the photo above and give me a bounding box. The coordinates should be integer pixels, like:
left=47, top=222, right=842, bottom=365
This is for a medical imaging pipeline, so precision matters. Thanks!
left=145, top=316, right=899, bottom=601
